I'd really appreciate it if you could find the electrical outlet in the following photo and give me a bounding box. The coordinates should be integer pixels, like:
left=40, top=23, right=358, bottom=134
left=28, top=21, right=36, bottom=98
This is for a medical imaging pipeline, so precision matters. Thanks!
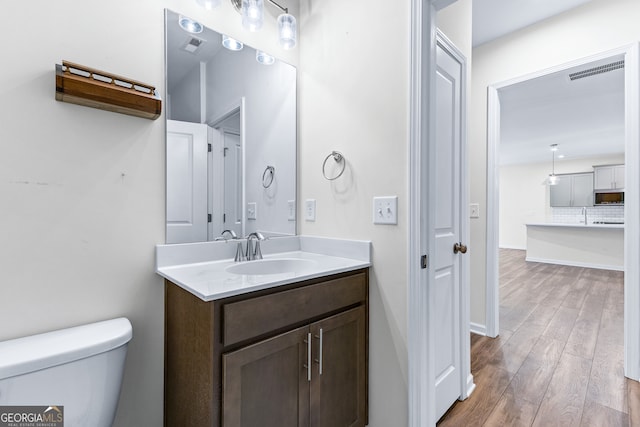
left=247, top=202, right=257, bottom=220
left=373, top=196, right=398, bottom=225
left=288, top=200, right=296, bottom=221
left=305, top=199, right=316, bottom=221
left=470, top=203, right=480, bottom=219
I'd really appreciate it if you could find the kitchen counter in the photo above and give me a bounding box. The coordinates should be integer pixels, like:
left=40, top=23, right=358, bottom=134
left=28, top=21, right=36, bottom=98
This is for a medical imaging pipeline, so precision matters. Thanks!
left=525, top=223, right=623, bottom=271
left=156, top=236, right=371, bottom=301
left=526, top=222, right=624, bottom=229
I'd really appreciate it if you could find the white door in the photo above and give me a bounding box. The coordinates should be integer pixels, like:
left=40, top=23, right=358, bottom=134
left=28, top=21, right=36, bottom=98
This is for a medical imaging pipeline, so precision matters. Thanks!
left=166, top=120, right=208, bottom=243
left=223, top=131, right=243, bottom=237
left=434, top=35, right=466, bottom=420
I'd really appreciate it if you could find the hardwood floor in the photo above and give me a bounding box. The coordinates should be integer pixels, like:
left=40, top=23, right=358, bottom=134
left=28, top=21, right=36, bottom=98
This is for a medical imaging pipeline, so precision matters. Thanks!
left=437, top=249, right=640, bottom=427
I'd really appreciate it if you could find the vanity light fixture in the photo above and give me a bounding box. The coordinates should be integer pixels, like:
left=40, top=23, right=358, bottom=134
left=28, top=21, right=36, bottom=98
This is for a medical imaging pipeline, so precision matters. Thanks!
left=178, top=15, right=204, bottom=34
left=256, top=50, right=275, bottom=65
left=195, top=0, right=222, bottom=9
left=230, top=0, right=297, bottom=49
left=222, top=34, right=244, bottom=51
left=242, top=0, right=264, bottom=32
left=277, top=11, right=297, bottom=49
left=548, top=144, right=559, bottom=186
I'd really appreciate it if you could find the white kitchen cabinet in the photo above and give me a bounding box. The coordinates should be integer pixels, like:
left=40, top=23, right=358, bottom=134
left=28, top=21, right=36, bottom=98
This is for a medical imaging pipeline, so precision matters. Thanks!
left=550, top=172, right=594, bottom=207
left=594, top=164, right=625, bottom=190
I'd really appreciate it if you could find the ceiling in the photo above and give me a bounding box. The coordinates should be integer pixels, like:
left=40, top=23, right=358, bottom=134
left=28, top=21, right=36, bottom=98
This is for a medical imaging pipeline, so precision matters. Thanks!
left=471, top=0, right=625, bottom=166
left=499, top=56, right=625, bottom=166
left=166, top=11, right=223, bottom=93
left=472, top=0, right=595, bottom=47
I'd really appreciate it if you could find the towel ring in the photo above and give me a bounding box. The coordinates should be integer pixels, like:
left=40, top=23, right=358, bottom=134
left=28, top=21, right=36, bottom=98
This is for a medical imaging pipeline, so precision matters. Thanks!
left=262, top=165, right=275, bottom=188
left=322, top=151, right=346, bottom=181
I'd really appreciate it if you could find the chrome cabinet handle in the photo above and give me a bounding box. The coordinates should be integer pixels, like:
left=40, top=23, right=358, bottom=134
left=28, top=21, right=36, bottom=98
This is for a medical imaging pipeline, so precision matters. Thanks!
left=314, top=329, right=323, bottom=376
left=304, top=333, right=312, bottom=382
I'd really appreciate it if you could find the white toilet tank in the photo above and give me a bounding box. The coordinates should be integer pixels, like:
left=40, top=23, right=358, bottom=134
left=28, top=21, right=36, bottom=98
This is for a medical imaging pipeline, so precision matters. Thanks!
left=0, top=317, right=132, bottom=427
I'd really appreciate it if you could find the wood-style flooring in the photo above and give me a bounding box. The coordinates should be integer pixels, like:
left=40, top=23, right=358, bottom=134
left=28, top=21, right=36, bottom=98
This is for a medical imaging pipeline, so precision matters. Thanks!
left=437, top=249, right=640, bottom=427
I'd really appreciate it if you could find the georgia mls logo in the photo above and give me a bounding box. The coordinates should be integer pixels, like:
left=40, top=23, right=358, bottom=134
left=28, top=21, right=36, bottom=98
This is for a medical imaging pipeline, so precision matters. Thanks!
left=0, top=405, right=64, bottom=427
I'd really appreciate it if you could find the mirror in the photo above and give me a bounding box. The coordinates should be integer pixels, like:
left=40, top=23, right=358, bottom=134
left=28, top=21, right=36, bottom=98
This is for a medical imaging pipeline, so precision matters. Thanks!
left=165, top=9, right=297, bottom=244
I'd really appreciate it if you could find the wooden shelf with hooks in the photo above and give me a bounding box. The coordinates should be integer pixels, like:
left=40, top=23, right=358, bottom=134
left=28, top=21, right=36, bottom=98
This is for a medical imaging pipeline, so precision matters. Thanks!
left=55, top=60, right=162, bottom=120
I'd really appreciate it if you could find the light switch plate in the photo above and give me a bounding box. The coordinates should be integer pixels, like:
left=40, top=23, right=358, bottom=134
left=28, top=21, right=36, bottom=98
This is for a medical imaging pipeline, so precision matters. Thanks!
left=288, top=200, right=296, bottom=221
left=373, top=196, right=398, bottom=225
left=247, top=202, right=257, bottom=220
left=470, top=203, right=480, bottom=218
left=305, top=199, right=316, bottom=221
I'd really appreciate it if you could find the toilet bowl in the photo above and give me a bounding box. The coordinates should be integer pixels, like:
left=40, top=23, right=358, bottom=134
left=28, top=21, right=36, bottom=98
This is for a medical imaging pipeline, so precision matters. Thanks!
left=0, top=317, right=132, bottom=427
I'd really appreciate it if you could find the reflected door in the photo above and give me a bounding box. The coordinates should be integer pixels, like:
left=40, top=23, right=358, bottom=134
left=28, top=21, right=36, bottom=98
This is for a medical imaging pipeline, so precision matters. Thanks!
left=223, top=131, right=243, bottom=237
left=166, top=120, right=208, bottom=243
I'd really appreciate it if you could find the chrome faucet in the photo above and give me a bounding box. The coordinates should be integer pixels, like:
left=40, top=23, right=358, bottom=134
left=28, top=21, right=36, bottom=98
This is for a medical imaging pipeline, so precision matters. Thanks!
left=245, top=232, right=266, bottom=261
left=220, top=229, right=237, bottom=240
left=581, top=207, right=588, bottom=225
left=214, top=230, right=244, bottom=262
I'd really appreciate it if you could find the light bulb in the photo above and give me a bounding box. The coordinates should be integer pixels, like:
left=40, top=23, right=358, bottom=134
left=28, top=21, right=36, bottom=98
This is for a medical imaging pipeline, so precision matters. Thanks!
left=195, top=0, right=221, bottom=9
left=178, top=15, right=204, bottom=34
left=256, top=50, right=275, bottom=65
left=222, top=34, right=243, bottom=51
left=277, top=13, right=297, bottom=49
left=242, top=0, right=264, bottom=32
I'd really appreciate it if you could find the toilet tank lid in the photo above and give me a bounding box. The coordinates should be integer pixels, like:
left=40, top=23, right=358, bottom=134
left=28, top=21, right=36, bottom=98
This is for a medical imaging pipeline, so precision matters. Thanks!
left=0, top=317, right=132, bottom=380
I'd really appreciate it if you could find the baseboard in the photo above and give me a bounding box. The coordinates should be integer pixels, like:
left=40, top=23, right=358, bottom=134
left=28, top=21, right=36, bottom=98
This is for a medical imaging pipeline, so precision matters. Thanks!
left=498, top=244, right=526, bottom=250
left=465, top=373, right=476, bottom=399
left=525, top=256, right=623, bottom=272
left=470, top=322, right=486, bottom=336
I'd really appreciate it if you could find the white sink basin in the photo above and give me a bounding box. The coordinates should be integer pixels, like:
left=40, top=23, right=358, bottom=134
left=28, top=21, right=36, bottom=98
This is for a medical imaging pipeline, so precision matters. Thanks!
left=225, top=258, right=318, bottom=276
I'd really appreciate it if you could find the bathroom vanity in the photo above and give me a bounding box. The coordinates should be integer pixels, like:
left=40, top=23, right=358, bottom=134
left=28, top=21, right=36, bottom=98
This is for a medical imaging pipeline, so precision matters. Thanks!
left=157, top=237, right=371, bottom=427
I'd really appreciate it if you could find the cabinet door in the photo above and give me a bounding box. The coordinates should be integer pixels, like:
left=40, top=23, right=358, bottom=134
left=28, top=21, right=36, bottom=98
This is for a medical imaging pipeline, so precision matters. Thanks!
left=614, top=165, right=625, bottom=189
left=572, top=174, right=594, bottom=207
left=550, top=175, right=572, bottom=207
left=594, top=166, right=615, bottom=190
left=310, top=306, right=366, bottom=427
left=222, top=326, right=310, bottom=427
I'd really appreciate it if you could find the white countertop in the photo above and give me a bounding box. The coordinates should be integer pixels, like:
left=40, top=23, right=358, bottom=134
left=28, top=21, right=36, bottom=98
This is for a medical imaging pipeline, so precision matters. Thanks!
left=156, top=236, right=371, bottom=301
left=526, top=222, right=624, bottom=229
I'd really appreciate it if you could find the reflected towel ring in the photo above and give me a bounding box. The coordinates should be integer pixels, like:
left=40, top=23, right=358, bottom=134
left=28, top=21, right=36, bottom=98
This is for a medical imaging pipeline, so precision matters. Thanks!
left=262, top=165, right=275, bottom=188
left=322, top=151, right=346, bottom=181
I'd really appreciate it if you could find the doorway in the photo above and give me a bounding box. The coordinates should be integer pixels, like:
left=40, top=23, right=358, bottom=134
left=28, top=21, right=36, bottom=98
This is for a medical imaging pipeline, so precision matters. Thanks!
left=486, top=44, right=640, bottom=381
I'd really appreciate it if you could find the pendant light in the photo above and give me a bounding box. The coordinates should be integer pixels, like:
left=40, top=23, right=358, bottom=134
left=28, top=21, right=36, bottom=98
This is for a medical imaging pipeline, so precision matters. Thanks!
left=242, top=0, right=264, bottom=32
left=548, top=144, right=559, bottom=186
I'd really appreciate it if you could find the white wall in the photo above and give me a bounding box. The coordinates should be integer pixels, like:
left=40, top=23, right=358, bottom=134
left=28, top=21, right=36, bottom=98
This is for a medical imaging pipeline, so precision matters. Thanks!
left=0, top=1, right=297, bottom=426
left=471, top=0, right=640, bottom=327
left=500, top=154, right=625, bottom=249
left=169, top=65, right=202, bottom=123
left=298, top=0, right=471, bottom=425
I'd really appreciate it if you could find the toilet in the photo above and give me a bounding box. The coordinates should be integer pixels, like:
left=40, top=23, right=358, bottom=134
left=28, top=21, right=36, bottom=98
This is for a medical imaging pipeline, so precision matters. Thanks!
left=0, top=317, right=132, bottom=427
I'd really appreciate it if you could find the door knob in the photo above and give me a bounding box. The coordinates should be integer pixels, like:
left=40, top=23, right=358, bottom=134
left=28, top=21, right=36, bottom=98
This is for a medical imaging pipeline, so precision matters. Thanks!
left=453, top=242, right=467, bottom=254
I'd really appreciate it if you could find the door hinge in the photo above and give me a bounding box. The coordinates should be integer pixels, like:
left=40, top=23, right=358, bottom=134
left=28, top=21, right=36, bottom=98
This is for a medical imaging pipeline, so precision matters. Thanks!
left=223, top=213, right=226, bottom=223
left=421, top=255, right=428, bottom=269
left=207, top=214, right=212, bottom=223
left=208, top=144, right=212, bottom=153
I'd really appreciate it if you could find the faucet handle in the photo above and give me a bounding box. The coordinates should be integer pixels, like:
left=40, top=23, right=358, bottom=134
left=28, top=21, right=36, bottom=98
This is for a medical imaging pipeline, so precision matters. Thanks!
left=234, top=242, right=246, bottom=262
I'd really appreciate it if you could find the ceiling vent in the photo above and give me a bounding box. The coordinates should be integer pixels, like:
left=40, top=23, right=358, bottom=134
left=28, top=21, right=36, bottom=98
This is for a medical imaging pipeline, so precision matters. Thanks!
left=569, top=60, right=625, bottom=81
left=181, top=37, right=204, bottom=54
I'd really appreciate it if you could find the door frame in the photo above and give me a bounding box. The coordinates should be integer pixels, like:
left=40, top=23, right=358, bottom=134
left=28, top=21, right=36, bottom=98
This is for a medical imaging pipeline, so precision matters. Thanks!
left=485, top=43, right=640, bottom=380
left=408, top=0, right=471, bottom=425
left=209, top=98, right=246, bottom=239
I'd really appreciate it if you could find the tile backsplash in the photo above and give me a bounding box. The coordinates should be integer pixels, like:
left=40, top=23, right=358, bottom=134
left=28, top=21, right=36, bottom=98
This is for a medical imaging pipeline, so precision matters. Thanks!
left=552, top=205, right=624, bottom=224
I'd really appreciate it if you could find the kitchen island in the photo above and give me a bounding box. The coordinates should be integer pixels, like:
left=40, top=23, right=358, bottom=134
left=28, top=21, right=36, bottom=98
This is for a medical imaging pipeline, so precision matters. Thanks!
left=525, top=223, right=624, bottom=271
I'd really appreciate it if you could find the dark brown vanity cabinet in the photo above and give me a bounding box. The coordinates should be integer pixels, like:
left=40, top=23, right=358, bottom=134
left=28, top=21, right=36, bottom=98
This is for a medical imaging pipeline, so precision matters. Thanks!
left=164, top=269, right=369, bottom=427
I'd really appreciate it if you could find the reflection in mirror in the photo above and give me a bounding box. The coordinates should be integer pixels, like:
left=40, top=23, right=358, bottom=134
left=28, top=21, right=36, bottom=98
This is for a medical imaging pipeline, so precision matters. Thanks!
left=165, top=9, right=297, bottom=244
